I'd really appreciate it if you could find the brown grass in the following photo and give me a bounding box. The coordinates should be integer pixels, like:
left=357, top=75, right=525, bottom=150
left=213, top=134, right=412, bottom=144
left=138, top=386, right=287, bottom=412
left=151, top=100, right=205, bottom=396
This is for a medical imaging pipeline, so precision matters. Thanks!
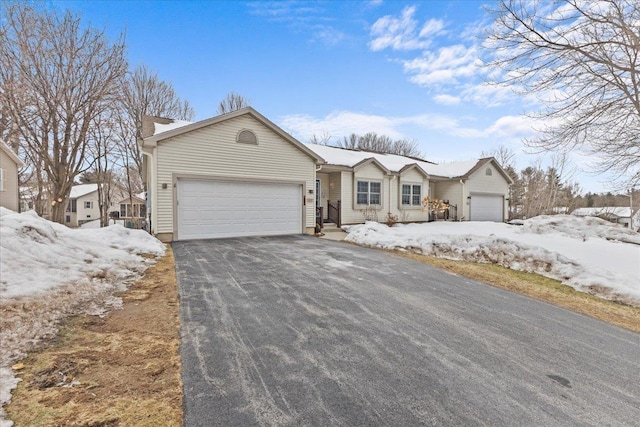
left=397, top=252, right=640, bottom=333
left=5, top=246, right=183, bottom=427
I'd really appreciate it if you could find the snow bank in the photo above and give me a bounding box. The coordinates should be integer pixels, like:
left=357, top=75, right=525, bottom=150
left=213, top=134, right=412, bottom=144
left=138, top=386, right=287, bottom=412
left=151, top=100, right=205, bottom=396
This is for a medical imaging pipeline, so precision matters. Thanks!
left=345, top=216, right=640, bottom=306
left=0, top=208, right=165, bottom=426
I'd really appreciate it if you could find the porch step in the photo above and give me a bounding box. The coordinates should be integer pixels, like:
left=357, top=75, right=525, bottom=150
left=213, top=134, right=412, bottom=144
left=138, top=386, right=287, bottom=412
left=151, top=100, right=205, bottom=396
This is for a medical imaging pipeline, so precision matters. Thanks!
left=321, top=223, right=343, bottom=232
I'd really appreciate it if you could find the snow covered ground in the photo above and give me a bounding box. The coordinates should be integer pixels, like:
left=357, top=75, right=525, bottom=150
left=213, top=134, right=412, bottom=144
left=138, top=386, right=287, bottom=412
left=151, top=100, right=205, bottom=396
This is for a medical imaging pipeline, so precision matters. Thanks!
left=0, top=208, right=165, bottom=426
left=345, top=215, right=640, bottom=306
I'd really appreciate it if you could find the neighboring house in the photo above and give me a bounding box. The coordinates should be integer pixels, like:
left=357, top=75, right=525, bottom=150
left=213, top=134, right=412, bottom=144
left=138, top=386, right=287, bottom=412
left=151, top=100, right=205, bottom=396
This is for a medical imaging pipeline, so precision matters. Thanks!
left=111, top=192, right=147, bottom=228
left=140, top=107, right=324, bottom=242
left=19, top=186, right=51, bottom=219
left=0, top=142, right=24, bottom=211
left=65, top=184, right=101, bottom=227
left=307, top=143, right=513, bottom=226
left=571, top=207, right=639, bottom=230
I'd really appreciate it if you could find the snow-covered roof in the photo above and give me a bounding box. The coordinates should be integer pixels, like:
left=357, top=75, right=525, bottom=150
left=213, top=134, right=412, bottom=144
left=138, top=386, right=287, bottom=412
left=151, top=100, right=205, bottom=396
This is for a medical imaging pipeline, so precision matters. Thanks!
left=305, top=143, right=482, bottom=179
left=571, top=207, right=635, bottom=218
left=153, top=119, right=193, bottom=136
left=70, top=183, right=99, bottom=199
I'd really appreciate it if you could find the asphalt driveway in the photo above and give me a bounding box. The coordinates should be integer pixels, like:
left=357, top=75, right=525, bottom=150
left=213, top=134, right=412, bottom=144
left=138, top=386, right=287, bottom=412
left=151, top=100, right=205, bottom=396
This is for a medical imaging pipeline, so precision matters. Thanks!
left=173, top=236, right=640, bottom=427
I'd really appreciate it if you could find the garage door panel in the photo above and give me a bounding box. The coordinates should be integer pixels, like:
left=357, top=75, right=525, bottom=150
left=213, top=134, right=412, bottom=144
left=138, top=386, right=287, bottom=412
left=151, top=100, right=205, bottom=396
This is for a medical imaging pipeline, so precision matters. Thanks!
left=470, top=194, right=503, bottom=222
left=177, top=179, right=302, bottom=240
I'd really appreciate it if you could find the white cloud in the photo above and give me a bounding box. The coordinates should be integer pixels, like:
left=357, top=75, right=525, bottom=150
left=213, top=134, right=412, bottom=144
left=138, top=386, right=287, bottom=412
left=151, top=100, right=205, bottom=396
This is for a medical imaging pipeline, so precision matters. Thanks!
left=433, top=94, right=461, bottom=105
left=311, top=25, right=345, bottom=46
left=280, top=110, right=475, bottom=143
left=403, top=44, right=482, bottom=86
left=281, top=111, right=404, bottom=141
left=248, top=2, right=343, bottom=47
left=369, top=6, right=444, bottom=51
left=280, top=110, right=538, bottom=145
left=484, top=115, right=538, bottom=139
left=419, top=18, right=445, bottom=38
left=460, top=83, right=517, bottom=108
left=367, top=8, right=522, bottom=109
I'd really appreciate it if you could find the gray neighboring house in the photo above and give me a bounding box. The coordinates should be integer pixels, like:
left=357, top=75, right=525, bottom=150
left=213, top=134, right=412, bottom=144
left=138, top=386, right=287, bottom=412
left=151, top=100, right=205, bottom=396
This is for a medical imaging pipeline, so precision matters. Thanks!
left=0, top=142, right=24, bottom=211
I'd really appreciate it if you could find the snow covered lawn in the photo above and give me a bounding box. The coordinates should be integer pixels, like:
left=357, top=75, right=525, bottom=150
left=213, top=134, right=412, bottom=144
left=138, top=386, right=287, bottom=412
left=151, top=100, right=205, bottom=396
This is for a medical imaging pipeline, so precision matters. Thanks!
left=0, top=208, right=165, bottom=426
left=345, top=215, right=640, bottom=306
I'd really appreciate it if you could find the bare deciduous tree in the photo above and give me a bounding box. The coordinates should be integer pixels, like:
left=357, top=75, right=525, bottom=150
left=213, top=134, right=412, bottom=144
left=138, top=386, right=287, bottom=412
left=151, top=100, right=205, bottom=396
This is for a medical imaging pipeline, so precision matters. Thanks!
left=119, top=65, right=194, bottom=171
left=510, top=154, right=580, bottom=219
left=486, top=0, right=640, bottom=188
left=217, top=91, right=250, bottom=115
left=86, top=111, right=120, bottom=227
left=481, top=145, right=516, bottom=170
left=334, top=132, right=423, bottom=157
left=0, top=3, right=127, bottom=223
left=309, top=131, right=332, bottom=145
left=117, top=64, right=195, bottom=204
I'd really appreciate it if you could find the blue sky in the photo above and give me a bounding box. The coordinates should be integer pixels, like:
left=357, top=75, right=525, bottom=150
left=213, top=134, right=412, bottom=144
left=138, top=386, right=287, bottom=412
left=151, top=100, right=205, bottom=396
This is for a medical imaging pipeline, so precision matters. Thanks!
left=53, top=0, right=618, bottom=193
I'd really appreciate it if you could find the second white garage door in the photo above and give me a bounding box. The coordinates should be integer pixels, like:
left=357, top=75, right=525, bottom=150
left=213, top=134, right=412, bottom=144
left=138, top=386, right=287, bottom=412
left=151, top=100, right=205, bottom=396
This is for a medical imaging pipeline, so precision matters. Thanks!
left=177, top=179, right=302, bottom=240
left=470, top=194, right=504, bottom=222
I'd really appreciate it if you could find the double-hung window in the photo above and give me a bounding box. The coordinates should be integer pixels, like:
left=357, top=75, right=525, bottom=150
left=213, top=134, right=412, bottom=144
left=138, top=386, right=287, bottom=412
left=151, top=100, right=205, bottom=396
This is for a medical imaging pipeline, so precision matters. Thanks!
left=85, top=201, right=93, bottom=209
left=401, top=184, right=422, bottom=207
left=356, top=180, right=381, bottom=206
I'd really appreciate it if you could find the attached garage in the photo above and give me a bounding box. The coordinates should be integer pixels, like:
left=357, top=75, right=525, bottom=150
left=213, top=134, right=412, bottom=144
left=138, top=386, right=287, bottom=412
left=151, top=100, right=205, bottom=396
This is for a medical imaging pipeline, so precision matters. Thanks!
left=470, top=193, right=504, bottom=222
left=140, top=107, right=325, bottom=242
left=177, top=179, right=302, bottom=240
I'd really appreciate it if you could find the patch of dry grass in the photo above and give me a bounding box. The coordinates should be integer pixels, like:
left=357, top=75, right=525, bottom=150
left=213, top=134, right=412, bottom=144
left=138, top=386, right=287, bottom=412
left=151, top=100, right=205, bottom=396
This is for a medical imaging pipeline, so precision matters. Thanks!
left=397, top=252, right=640, bottom=333
left=5, top=246, right=182, bottom=427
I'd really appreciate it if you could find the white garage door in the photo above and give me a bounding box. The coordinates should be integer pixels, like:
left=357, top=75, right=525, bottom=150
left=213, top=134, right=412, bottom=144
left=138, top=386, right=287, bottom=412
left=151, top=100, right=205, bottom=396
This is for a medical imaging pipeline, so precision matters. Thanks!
left=177, top=179, right=302, bottom=240
left=470, top=194, right=504, bottom=222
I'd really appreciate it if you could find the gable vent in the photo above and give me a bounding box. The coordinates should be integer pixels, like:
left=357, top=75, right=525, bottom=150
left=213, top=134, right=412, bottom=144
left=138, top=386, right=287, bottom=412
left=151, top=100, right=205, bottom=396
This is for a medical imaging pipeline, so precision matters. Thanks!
left=237, top=129, right=257, bottom=144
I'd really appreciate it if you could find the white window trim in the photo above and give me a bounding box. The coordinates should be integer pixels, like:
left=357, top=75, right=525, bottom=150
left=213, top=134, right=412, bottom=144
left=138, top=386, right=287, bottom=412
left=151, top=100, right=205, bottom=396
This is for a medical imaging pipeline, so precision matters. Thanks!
left=84, top=201, right=93, bottom=209
left=399, top=182, right=423, bottom=209
left=354, top=178, right=383, bottom=208
left=0, top=168, right=4, bottom=191
left=120, top=202, right=145, bottom=218
left=120, top=203, right=129, bottom=218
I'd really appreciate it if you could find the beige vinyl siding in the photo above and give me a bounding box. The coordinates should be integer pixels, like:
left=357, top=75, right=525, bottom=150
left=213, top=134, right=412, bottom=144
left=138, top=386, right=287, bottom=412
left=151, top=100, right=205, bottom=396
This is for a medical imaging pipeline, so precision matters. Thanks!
left=317, top=172, right=329, bottom=216
left=465, top=163, right=510, bottom=221
left=0, top=150, right=20, bottom=211
left=328, top=172, right=341, bottom=201
left=340, top=171, right=361, bottom=224
left=433, top=181, right=463, bottom=219
left=155, top=115, right=315, bottom=234
left=341, top=163, right=385, bottom=224
left=340, top=167, right=431, bottom=225
left=393, top=168, right=430, bottom=222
